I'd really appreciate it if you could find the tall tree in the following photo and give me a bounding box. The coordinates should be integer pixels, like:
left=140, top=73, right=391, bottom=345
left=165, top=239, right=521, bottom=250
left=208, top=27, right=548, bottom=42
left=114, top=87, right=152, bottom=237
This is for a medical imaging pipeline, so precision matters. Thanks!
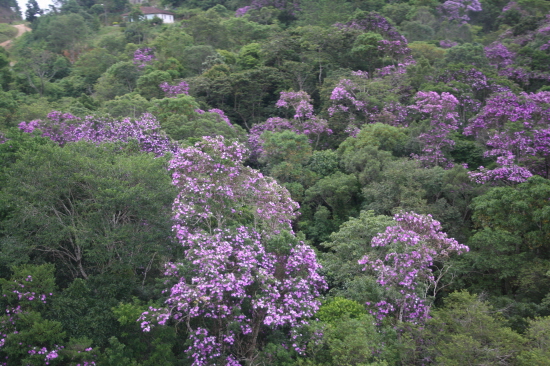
left=25, top=0, right=42, bottom=22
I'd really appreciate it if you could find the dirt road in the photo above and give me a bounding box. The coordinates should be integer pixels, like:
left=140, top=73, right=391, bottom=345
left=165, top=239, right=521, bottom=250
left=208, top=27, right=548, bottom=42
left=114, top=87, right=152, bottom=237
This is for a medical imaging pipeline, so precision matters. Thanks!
left=0, top=24, right=31, bottom=49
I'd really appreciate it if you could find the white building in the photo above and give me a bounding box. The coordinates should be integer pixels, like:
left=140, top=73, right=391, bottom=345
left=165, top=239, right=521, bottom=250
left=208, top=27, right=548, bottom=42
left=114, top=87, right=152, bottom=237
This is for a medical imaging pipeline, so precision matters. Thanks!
left=123, top=7, right=175, bottom=24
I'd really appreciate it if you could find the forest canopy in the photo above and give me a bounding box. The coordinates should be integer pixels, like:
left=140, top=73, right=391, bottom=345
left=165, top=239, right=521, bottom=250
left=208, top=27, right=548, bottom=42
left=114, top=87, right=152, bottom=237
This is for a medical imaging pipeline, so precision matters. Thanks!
left=2, top=0, right=550, bottom=364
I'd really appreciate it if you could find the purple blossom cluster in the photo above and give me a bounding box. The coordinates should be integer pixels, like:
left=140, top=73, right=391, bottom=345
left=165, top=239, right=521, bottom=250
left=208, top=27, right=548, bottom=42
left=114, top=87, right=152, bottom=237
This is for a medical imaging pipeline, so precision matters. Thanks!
left=333, top=12, right=410, bottom=55
left=377, top=40, right=411, bottom=60
left=328, top=78, right=369, bottom=120
left=194, top=108, right=232, bottom=125
left=140, top=136, right=326, bottom=365
left=374, top=61, right=414, bottom=78
left=159, top=81, right=189, bottom=97
left=501, top=1, right=527, bottom=15
left=133, top=47, right=156, bottom=69
left=328, top=73, right=411, bottom=133
left=235, top=6, right=251, bottom=17
left=359, top=212, right=468, bottom=323
left=18, top=112, right=176, bottom=156
left=438, top=0, right=482, bottom=23
left=485, top=43, right=516, bottom=69
left=498, top=66, right=550, bottom=85
left=440, top=40, right=458, bottom=48
left=465, top=91, right=550, bottom=183
left=0, top=276, right=95, bottom=365
left=250, top=91, right=332, bottom=157
left=409, top=91, right=460, bottom=167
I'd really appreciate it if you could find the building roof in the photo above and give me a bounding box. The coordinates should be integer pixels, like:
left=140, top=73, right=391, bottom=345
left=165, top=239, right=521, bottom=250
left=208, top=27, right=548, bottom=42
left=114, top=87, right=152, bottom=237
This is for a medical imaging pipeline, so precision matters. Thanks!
left=123, top=7, right=175, bottom=17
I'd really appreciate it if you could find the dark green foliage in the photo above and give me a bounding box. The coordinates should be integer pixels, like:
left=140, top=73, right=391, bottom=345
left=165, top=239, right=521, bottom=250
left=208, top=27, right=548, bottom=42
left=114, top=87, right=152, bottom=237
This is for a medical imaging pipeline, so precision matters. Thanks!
left=25, top=0, right=42, bottom=22
left=443, top=43, right=490, bottom=69
left=0, top=141, right=176, bottom=283
left=464, top=176, right=550, bottom=298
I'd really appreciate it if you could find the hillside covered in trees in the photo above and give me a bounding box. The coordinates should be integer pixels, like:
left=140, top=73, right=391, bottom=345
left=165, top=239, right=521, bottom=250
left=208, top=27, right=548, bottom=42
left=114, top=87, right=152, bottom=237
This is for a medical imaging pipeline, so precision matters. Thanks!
left=2, top=0, right=550, bottom=364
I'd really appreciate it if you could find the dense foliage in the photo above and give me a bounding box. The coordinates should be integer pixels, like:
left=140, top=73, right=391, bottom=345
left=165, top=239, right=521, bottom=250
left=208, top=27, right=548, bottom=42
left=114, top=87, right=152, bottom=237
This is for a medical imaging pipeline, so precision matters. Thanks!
left=2, top=0, right=550, bottom=364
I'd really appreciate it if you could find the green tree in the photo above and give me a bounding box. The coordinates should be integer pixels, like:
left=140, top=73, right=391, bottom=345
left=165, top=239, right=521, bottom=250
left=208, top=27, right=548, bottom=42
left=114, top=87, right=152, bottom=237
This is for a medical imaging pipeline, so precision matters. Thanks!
left=321, top=210, right=393, bottom=302
left=25, top=0, right=42, bottom=22
left=466, top=176, right=550, bottom=297
left=71, top=48, right=118, bottom=93
left=420, top=291, right=526, bottom=365
left=0, top=141, right=176, bottom=281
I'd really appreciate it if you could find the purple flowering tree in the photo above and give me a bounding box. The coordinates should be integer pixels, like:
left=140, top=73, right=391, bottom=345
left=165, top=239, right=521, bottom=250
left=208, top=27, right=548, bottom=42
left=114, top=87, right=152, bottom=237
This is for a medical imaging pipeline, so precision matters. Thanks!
left=139, top=136, right=327, bottom=365
left=249, top=91, right=332, bottom=157
left=0, top=265, right=96, bottom=365
left=359, top=212, right=469, bottom=323
left=327, top=71, right=410, bottom=136
left=438, top=0, right=482, bottom=23
left=440, top=40, right=458, bottom=49
left=133, top=47, right=156, bottom=69
left=464, top=91, right=550, bottom=183
left=159, top=81, right=189, bottom=97
left=484, top=42, right=516, bottom=70
left=18, top=111, right=176, bottom=156
left=409, top=91, right=460, bottom=168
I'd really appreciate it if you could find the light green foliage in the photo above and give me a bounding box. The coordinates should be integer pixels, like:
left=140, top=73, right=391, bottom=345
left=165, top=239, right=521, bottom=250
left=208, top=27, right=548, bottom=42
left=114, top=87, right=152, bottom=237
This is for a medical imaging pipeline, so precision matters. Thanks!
left=0, top=90, right=18, bottom=128
left=317, top=297, right=367, bottom=324
left=0, top=264, right=55, bottom=310
left=307, top=150, right=340, bottom=177
left=351, top=32, right=384, bottom=73
left=302, top=311, right=398, bottom=366
left=0, top=23, right=17, bottom=43
left=421, top=291, right=526, bottom=365
left=150, top=27, right=193, bottom=61
left=0, top=141, right=176, bottom=281
left=103, top=93, right=151, bottom=118
left=222, top=17, right=275, bottom=48
left=96, top=32, right=128, bottom=57
left=517, top=316, right=550, bottom=365
left=260, top=130, right=313, bottom=167
left=161, top=111, right=246, bottom=142
left=149, top=93, right=200, bottom=123
left=95, top=61, right=140, bottom=100
left=408, top=42, right=446, bottom=65
left=321, top=211, right=392, bottom=301
left=339, top=123, right=408, bottom=156
left=443, top=43, right=489, bottom=68
left=136, top=70, right=173, bottom=100
left=321, top=315, right=393, bottom=366
left=237, top=42, right=262, bottom=70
